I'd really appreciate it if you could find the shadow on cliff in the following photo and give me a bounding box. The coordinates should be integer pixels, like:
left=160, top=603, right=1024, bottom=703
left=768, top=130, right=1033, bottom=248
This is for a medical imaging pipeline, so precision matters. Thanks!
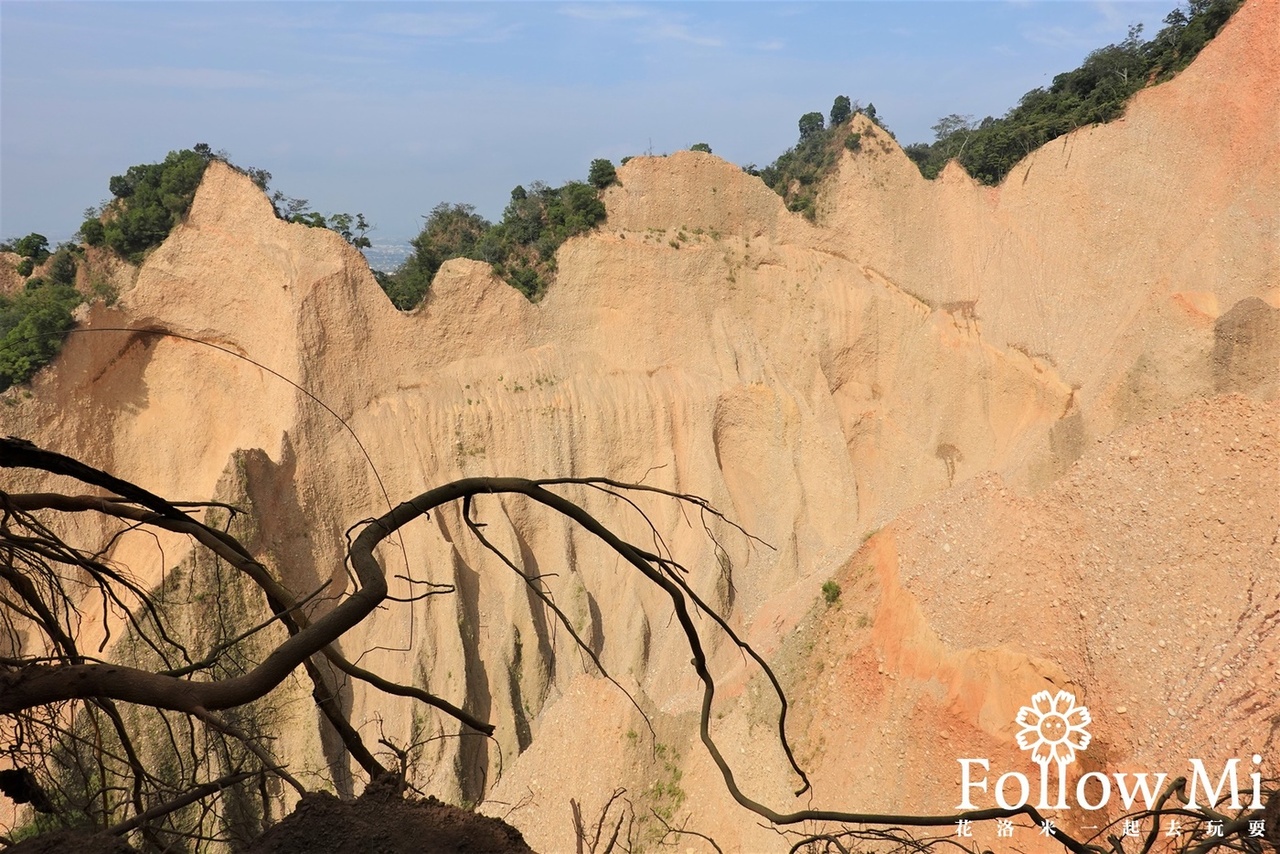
left=7, top=778, right=534, bottom=854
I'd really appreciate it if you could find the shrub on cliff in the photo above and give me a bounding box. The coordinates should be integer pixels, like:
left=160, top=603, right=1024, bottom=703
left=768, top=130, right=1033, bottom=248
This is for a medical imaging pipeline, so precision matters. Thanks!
left=798, top=111, right=826, bottom=141
left=754, top=95, right=865, bottom=221
left=0, top=279, right=83, bottom=391
left=46, top=246, right=79, bottom=288
left=267, top=188, right=375, bottom=250
left=3, top=234, right=49, bottom=279
left=383, top=203, right=491, bottom=309
left=380, top=165, right=610, bottom=308
left=753, top=0, right=1240, bottom=205
left=77, top=217, right=105, bottom=247
left=1, top=233, right=51, bottom=264
left=588, top=158, right=618, bottom=189
left=0, top=240, right=82, bottom=390
left=85, top=148, right=213, bottom=263
left=286, top=210, right=374, bottom=249
left=485, top=179, right=606, bottom=300
left=830, top=95, right=852, bottom=127
left=82, top=146, right=363, bottom=264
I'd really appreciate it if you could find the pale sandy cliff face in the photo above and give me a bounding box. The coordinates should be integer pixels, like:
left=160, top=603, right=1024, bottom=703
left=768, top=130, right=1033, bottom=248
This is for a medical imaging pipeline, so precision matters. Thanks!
left=2, top=1, right=1277, bottom=849
left=0, top=253, right=26, bottom=296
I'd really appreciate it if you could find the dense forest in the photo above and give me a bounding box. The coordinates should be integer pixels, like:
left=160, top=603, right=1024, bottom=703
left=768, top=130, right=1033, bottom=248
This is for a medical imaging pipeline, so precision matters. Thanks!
left=0, top=0, right=1245, bottom=389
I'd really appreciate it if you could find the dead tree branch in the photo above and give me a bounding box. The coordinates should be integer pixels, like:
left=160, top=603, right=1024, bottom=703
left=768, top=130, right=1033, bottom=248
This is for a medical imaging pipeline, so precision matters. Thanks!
left=4, top=436, right=1267, bottom=853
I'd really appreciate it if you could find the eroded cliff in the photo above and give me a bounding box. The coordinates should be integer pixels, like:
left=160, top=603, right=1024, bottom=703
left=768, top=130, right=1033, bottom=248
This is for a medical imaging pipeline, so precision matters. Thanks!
left=3, top=0, right=1277, bottom=849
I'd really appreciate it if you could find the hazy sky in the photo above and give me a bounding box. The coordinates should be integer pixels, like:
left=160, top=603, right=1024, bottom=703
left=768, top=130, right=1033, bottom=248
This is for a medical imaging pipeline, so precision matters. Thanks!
left=2, top=1, right=1175, bottom=244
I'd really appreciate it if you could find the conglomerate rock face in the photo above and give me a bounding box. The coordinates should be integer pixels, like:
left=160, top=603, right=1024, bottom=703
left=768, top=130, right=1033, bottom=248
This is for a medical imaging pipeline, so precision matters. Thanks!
left=3, top=1, right=1276, bottom=849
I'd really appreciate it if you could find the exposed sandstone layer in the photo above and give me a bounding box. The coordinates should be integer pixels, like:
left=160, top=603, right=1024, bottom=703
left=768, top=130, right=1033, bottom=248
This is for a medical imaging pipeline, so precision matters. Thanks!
left=1, top=1, right=1276, bottom=849
left=0, top=253, right=25, bottom=295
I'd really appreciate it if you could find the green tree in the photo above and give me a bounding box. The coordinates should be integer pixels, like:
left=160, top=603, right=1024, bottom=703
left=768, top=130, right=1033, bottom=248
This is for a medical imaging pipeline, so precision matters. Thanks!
left=78, top=218, right=105, bottom=247
left=502, top=185, right=543, bottom=245
left=290, top=212, right=328, bottom=229
left=588, top=159, right=618, bottom=189
left=101, top=149, right=210, bottom=262
left=242, top=167, right=272, bottom=190
left=8, top=233, right=51, bottom=262
left=864, top=102, right=893, bottom=136
left=753, top=98, right=874, bottom=220
left=107, top=175, right=134, bottom=199
left=327, top=213, right=373, bottom=250
left=379, top=166, right=612, bottom=308
left=798, top=111, right=825, bottom=141
left=689, top=142, right=712, bottom=154
left=383, top=203, right=491, bottom=310
left=0, top=279, right=83, bottom=391
left=548, top=182, right=606, bottom=236
left=932, top=113, right=975, bottom=141
left=904, top=113, right=977, bottom=179
left=266, top=183, right=374, bottom=250
left=285, top=209, right=373, bottom=250
left=493, top=180, right=604, bottom=298
left=270, top=192, right=312, bottom=220
left=46, top=248, right=78, bottom=288
left=830, top=95, right=852, bottom=127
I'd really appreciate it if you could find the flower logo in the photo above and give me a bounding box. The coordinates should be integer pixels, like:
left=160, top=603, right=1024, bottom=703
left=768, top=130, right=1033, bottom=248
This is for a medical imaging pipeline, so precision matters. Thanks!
left=1015, top=690, right=1091, bottom=765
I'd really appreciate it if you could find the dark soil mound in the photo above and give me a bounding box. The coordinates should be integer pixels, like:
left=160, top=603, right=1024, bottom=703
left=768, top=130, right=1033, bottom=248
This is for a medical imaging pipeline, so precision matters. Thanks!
left=5, top=830, right=137, bottom=853
left=245, top=777, right=534, bottom=854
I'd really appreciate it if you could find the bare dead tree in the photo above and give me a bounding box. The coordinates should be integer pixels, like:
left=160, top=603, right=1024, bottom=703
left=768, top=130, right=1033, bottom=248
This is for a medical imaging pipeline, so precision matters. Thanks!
left=1, top=436, right=1273, bottom=852
left=572, top=787, right=634, bottom=854
left=650, top=806, right=722, bottom=853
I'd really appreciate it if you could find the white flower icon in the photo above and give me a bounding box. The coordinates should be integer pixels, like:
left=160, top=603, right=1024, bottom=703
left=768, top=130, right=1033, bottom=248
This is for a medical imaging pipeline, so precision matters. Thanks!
left=1015, top=690, right=1091, bottom=765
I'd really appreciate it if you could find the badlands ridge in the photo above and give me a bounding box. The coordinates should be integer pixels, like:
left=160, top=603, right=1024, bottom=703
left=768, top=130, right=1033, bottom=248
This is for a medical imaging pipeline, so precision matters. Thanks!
left=3, top=0, right=1277, bottom=849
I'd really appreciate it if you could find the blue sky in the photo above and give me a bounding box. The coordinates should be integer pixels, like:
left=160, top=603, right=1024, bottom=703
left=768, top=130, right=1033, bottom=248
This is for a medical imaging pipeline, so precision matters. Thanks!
left=2, top=1, right=1175, bottom=245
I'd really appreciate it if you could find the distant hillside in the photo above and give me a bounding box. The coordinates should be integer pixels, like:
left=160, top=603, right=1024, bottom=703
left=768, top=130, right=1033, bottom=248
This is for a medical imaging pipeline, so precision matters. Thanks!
left=360, top=240, right=412, bottom=273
